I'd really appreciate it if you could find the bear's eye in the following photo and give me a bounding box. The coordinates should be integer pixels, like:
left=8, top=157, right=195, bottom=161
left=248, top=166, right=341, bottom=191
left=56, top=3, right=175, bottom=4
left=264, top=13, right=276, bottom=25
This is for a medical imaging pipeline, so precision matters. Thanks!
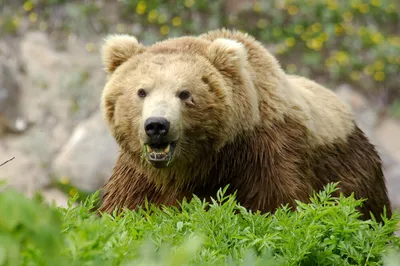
left=178, top=90, right=191, bottom=101
left=137, top=88, right=147, bottom=98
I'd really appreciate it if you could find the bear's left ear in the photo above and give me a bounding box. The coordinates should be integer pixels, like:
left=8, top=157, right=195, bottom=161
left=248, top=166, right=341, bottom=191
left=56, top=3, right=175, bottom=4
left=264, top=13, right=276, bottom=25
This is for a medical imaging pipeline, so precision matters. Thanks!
left=206, top=38, right=248, bottom=73
left=101, top=34, right=145, bottom=74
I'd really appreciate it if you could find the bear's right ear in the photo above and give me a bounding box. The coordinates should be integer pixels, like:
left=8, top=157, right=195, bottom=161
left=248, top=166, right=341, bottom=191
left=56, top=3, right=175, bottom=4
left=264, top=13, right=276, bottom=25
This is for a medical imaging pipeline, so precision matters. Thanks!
left=101, top=34, right=145, bottom=74
left=206, top=38, right=248, bottom=74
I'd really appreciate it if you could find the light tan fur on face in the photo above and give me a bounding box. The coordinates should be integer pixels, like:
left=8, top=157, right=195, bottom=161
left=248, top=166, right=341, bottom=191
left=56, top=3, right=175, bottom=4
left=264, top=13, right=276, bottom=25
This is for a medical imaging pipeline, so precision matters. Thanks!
left=140, top=90, right=181, bottom=141
left=137, top=60, right=196, bottom=145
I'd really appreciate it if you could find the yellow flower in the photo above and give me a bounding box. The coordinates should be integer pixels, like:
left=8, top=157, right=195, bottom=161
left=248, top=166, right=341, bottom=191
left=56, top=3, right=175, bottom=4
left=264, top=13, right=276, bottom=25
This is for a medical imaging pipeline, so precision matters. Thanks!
left=172, top=16, right=182, bottom=27
left=335, top=51, right=349, bottom=65
left=350, top=71, right=361, bottom=81
left=359, top=3, right=370, bottom=13
left=371, top=0, right=381, bottom=7
left=253, top=1, right=261, bottom=13
left=311, top=23, right=322, bottom=33
left=327, top=0, right=338, bottom=10
left=343, top=11, right=353, bottom=21
left=69, top=188, right=78, bottom=197
left=23, top=0, right=34, bottom=12
left=285, top=37, right=296, bottom=47
left=136, top=1, right=147, bottom=15
left=256, top=19, right=267, bottom=29
left=374, top=71, right=385, bottom=81
left=374, top=60, right=385, bottom=71
left=28, top=12, right=37, bottom=23
left=184, top=0, right=195, bottom=8
left=371, top=32, right=384, bottom=44
left=294, top=25, right=304, bottom=34
left=335, top=24, right=344, bottom=35
left=319, top=32, right=328, bottom=42
left=287, top=5, right=299, bottom=15
left=307, top=39, right=323, bottom=51
left=350, top=0, right=361, bottom=9
left=160, top=25, right=170, bottom=35
left=60, top=176, right=70, bottom=185
left=147, top=9, right=158, bottom=23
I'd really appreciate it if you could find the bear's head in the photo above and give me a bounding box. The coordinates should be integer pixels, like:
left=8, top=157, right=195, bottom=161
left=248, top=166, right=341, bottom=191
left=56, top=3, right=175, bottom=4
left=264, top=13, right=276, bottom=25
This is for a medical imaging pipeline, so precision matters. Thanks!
left=101, top=34, right=259, bottom=169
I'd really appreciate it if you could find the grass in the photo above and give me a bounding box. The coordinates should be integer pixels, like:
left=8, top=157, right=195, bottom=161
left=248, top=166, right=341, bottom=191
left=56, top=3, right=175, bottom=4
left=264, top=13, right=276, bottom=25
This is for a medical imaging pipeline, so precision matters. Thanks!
left=1, top=183, right=400, bottom=265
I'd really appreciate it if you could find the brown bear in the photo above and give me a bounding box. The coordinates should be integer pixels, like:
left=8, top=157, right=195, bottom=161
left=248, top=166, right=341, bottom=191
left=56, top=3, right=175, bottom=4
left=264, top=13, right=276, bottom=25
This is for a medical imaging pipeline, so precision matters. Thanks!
left=99, top=28, right=392, bottom=222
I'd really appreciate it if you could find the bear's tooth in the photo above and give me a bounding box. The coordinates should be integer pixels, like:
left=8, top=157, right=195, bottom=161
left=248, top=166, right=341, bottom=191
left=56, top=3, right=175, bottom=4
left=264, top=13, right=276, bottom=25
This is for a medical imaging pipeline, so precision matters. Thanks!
left=146, top=145, right=153, bottom=153
left=164, top=144, right=170, bottom=153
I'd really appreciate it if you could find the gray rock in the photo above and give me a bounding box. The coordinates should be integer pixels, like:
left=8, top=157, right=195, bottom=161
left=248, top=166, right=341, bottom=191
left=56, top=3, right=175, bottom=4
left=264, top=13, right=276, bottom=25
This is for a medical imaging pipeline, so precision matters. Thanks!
left=41, top=188, right=71, bottom=208
left=52, top=111, right=119, bottom=192
left=335, top=84, right=378, bottom=140
left=335, top=84, right=369, bottom=112
left=0, top=32, right=108, bottom=196
left=0, top=43, right=28, bottom=133
left=385, top=164, right=400, bottom=212
left=0, top=147, right=50, bottom=196
left=376, top=118, right=400, bottom=163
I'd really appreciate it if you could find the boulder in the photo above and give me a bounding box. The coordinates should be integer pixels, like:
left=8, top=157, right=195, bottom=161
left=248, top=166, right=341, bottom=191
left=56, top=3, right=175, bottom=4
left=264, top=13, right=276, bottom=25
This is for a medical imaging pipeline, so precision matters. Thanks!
left=0, top=42, right=28, bottom=133
left=52, top=111, right=118, bottom=192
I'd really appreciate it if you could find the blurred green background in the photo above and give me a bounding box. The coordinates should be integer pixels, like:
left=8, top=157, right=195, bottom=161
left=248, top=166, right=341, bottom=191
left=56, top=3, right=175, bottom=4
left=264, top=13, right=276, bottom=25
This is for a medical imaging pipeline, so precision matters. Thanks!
left=1, top=0, right=399, bottom=114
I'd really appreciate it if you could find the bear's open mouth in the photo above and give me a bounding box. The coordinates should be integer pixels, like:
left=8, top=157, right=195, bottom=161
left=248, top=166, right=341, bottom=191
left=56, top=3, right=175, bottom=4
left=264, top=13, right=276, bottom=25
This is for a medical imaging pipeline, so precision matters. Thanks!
left=144, top=142, right=176, bottom=168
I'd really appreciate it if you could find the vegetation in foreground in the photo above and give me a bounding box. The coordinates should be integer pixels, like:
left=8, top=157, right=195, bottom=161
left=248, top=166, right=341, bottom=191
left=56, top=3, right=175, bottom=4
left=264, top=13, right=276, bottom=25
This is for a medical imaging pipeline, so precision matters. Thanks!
left=0, top=183, right=400, bottom=265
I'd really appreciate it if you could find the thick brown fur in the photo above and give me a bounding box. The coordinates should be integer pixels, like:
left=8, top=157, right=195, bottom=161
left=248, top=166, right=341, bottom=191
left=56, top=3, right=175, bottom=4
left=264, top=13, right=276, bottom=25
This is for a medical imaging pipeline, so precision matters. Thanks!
left=99, top=29, right=392, bottom=222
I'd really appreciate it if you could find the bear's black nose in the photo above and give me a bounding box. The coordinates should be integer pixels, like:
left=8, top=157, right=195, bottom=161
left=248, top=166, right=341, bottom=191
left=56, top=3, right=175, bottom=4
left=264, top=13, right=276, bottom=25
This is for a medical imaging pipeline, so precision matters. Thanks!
left=144, top=117, right=170, bottom=139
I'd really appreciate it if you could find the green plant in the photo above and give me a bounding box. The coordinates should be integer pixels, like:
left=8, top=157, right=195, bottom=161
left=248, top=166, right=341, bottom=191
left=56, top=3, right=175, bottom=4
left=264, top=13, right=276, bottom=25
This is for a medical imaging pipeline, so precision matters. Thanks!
left=0, top=183, right=399, bottom=265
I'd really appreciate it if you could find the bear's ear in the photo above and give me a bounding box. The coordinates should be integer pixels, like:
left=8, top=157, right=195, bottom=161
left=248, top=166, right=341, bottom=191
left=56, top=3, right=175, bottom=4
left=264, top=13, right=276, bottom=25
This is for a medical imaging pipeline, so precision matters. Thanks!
left=206, top=38, right=248, bottom=73
left=101, top=34, right=145, bottom=74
